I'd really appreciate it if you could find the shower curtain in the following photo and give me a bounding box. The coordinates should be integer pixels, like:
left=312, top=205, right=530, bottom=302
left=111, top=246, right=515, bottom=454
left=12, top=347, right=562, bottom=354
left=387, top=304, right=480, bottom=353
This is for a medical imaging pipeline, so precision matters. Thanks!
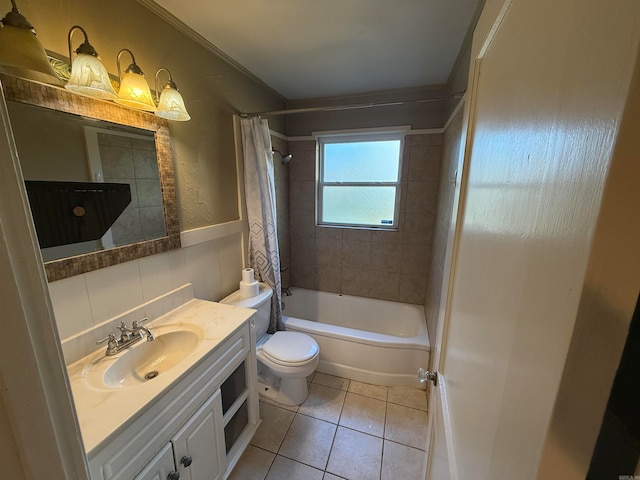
left=240, top=117, right=282, bottom=333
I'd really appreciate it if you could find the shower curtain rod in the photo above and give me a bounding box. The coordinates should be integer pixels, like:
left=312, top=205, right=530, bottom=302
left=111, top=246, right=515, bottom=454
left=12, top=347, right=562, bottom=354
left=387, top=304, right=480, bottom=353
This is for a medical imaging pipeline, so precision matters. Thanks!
left=240, top=92, right=464, bottom=118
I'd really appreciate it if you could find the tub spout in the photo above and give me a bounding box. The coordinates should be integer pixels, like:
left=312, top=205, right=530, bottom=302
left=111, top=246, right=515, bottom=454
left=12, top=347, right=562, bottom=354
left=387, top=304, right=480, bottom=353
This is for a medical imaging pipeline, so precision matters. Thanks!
left=282, top=287, right=292, bottom=296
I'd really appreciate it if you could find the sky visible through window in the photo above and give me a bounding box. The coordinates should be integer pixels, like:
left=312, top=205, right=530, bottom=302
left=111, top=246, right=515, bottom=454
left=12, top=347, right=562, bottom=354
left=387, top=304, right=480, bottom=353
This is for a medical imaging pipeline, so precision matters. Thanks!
left=322, top=139, right=401, bottom=226
left=324, top=141, right=400, bottom=182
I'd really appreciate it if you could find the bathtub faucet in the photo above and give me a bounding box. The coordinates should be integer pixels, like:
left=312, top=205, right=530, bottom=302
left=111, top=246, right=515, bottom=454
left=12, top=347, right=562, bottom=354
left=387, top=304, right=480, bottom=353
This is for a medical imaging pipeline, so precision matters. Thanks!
left=282, top=287, right=292, bottom=296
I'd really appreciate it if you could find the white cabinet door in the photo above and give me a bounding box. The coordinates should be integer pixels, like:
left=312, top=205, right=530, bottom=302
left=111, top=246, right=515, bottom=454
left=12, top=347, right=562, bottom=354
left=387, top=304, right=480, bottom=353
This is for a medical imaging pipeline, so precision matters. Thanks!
left=172, top=390, right=226, bottom=480
left=133, top=443, right=177, bottom=480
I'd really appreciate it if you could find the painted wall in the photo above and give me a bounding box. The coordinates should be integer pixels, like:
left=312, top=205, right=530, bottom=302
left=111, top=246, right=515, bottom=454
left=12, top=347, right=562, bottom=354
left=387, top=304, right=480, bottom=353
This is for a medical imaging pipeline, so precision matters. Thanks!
left=288, top=134, right=442, bottom=304
left=439, top=0, right=640, bottom=478
left=0, top=393, right=27, bottom=478
left=537, top=41, right=640, bottom=479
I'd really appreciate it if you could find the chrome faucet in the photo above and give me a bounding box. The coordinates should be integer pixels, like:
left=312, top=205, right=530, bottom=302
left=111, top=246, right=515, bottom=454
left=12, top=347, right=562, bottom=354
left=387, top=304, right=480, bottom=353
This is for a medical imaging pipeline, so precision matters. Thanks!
left=97, top=318, right=155, bottom=356
left=132, top=319, right=155, bottom=341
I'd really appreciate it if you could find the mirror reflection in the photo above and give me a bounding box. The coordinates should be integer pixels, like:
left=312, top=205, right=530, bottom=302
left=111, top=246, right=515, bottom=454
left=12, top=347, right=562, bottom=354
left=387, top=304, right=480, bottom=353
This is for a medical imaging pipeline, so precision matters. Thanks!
left=8, top=101, right=166, bottom=262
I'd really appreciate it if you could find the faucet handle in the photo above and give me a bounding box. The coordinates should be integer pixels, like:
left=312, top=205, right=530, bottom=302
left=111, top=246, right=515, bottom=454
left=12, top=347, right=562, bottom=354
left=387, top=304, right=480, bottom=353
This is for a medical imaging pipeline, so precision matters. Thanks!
left=96, top=333, right=117, bottom=345
left=97, top=333, right=120, bottom=356
left=132, top=317, right=149, bottom=328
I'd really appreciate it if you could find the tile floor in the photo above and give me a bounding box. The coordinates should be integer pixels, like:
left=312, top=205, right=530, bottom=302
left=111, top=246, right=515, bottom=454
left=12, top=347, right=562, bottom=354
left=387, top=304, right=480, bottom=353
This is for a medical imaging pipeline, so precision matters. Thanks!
left=228, top=372, right=429, bottom=480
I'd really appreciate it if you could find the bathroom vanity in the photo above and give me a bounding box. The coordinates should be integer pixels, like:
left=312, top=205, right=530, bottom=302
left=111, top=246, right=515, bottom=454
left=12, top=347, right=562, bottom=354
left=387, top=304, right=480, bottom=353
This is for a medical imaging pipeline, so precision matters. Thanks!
left=67, top=299, right=259, bottom=480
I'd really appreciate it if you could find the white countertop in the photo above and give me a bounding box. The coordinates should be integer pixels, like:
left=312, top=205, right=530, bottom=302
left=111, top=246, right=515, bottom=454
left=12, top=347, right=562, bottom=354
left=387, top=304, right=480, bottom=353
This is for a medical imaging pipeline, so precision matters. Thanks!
left=67, top=299, right=254, bottom=454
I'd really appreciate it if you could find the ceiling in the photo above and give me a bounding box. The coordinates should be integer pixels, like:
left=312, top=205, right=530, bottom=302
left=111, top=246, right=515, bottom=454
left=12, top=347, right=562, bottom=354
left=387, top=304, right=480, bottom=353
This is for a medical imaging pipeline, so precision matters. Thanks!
left=150, top=0, right=481, bottom=101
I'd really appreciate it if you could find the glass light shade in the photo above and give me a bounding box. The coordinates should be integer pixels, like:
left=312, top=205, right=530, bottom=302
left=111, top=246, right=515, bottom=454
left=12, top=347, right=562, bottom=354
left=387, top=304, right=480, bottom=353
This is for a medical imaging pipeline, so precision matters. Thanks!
left=115, top=71, right=156, bottom=111
left=156, top=86, right=191, bottom=121
left=0, top=24, right=64, bottom=86
left=65, top=53, right=117, bottom=100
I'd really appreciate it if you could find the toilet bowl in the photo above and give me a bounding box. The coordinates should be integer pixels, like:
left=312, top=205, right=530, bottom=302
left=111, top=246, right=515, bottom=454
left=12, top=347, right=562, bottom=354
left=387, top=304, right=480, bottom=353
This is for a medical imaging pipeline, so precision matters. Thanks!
left=220, top=283, right=319, bottom=406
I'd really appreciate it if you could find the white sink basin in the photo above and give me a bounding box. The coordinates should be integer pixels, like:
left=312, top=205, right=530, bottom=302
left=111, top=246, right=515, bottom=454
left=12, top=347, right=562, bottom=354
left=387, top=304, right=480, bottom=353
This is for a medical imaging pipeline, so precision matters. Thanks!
left=84, top=324, right=204, bottom=390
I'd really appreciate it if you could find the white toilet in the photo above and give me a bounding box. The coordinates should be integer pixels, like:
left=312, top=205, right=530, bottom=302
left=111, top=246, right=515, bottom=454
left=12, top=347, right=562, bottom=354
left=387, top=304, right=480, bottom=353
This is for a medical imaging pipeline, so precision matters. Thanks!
left=221, top=283, right=319, bottom=406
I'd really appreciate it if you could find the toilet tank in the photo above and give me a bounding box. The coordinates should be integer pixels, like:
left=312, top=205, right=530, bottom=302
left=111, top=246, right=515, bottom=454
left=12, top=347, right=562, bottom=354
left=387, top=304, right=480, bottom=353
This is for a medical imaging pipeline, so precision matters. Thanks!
left=220, top=283, right=273, bottom=338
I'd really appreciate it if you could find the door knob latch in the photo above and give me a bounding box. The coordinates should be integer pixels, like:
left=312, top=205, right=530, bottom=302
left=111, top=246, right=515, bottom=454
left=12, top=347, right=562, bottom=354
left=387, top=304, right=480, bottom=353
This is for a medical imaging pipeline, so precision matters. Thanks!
left=418, top=368, right=438, bottom=386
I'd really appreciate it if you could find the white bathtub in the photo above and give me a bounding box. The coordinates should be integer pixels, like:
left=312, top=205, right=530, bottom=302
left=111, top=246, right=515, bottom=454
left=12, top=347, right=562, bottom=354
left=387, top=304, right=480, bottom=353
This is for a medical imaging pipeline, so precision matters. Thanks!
left=281, top=288, right=430, bottom=387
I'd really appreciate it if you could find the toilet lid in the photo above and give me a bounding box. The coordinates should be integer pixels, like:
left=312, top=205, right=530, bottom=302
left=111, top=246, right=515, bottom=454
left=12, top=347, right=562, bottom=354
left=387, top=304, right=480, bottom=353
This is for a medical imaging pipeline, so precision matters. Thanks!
left=262, top=332, right=319, bottom=365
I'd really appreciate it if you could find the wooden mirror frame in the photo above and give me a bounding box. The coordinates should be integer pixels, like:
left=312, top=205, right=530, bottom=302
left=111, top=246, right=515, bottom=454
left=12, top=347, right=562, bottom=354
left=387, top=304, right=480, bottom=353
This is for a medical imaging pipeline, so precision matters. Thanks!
left=1, top=74, right=181, bottom=282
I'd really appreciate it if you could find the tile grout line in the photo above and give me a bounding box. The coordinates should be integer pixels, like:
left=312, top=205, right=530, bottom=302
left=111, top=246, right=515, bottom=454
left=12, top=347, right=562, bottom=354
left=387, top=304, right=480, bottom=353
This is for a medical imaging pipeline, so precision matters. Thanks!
left=254, top=399, right=297, bottom=478
left=251, top=380, right=428, bottom=478
left=313, top=378, right=428, bottom=412
left=261, top=394, right=428, bottom=445
left=323, top=377, right=349, bottom=476
left=257, top=444, right=277, bottom=480
left=264, top=381, right=346, bottom=477
left=380, top=388, right=389, bottom=480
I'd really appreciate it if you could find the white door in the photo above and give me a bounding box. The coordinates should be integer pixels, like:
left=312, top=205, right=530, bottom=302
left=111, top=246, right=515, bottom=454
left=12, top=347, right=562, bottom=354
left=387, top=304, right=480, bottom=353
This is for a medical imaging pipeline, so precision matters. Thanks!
left=172, top=390, right=226, bottom=480
left=424, top=0, right=640, bottom=478
left=422, top=102, right=467, bottom=480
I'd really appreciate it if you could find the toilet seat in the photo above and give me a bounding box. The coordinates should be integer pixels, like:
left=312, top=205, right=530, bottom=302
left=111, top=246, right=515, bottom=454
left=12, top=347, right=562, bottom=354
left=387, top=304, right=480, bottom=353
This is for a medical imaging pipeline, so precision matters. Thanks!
left=259, top=332, right=319, bottom=367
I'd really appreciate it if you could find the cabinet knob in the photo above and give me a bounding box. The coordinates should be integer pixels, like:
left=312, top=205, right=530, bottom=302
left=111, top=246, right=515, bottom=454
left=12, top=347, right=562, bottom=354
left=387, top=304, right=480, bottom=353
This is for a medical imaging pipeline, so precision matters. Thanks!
left=180, top=455, right=193, bottom=467
left=167, top=472, right=180, bottom=480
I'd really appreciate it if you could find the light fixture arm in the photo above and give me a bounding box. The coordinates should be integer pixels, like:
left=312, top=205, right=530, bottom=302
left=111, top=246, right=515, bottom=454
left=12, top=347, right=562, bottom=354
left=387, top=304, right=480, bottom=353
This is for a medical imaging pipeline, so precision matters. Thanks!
left=116, top=48, right=143, bottom=80
left=2, top=0, right=34, bottom=30
left=155, top=68, right=178, bottom=103
left=67, top=25, right=99, bottom=65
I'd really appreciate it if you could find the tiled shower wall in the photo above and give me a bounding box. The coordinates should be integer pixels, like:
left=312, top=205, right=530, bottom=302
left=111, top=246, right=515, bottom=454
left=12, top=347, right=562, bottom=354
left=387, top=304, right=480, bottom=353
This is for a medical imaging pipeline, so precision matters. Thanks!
left=271, top=135, right=291, bottom=288
left=423, top=107, right=464, bottom=340
left=287, top=134, right=443, bottom=304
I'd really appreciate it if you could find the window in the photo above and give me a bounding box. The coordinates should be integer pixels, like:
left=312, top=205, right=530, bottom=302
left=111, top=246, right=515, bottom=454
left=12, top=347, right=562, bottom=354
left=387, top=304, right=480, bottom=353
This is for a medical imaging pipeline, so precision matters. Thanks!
left=317, top=131, right=404, bottom=229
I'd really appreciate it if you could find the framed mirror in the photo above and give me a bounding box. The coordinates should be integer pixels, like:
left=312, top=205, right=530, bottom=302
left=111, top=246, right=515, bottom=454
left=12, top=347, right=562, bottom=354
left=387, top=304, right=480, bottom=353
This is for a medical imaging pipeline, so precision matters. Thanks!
left=1, top=74, right=181, bottom=282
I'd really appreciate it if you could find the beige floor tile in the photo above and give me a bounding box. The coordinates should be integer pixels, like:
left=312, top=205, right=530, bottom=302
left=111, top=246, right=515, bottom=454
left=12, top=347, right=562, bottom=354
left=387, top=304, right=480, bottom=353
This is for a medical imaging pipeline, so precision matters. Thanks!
left=387, top=386, right=428, bottom=411
left=312, top=372, right=350, bottom=391
left=279, top=414, right=337, bottom=470
left=260, top=396, right=299, bottom=413
left=348, top=380, right=388, bottom=401
left=381, top=440, right=425, bottom=480
left=339, top=392, right=386, bottom=437
left=298, top=383, right=347, bottom=424
left=251, top=403, right=295, bottom=453
left=326, top=426, right=383, bottom=480
left=323, top=474, right=344, bottom=480
left=241, top=380, right=428, bottom=479
left=265, top=455, right=324, bottom=480
left=227, top=445, right=275, bottom=480
left=384, top=403, right=428, bottom=450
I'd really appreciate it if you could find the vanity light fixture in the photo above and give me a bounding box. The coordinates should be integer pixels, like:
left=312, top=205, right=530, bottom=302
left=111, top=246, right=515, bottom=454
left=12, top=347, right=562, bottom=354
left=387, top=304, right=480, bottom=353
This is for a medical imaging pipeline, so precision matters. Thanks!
left=0, top=0, right=63, bottom=86
left=65, top=25, right=117, bottom=100
left=154, top=68, right=191, bottom=121
left=115, top=48, right=156, bottom=111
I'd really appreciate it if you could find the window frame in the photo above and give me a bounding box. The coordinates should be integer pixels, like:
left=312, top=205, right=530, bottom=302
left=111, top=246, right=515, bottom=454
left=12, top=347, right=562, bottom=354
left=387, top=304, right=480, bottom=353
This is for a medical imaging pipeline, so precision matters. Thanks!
left=317, top=130, right=406, bottom=230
